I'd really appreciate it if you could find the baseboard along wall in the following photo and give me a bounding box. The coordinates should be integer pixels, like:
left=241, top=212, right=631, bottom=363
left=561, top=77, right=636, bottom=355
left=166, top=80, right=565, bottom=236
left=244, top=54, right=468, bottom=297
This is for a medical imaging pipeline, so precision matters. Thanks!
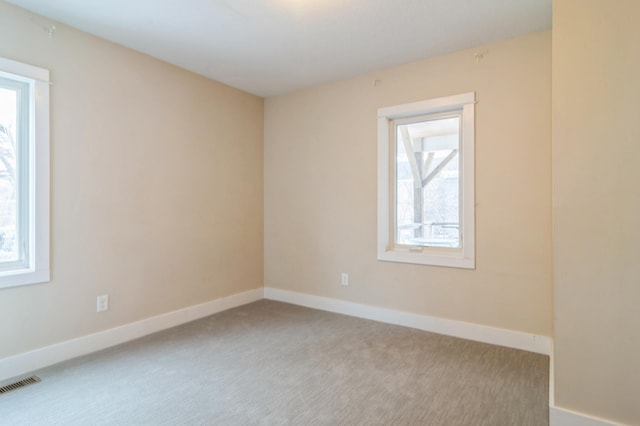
left=550, top=406, right=620, bottom=426
left=1, top=285, right=550, bottom=383
left=264, top=287, right=551, bottom=355
left=1, top=286, right=624, bottom=426
left=266, top=288, right=624, bottom=426
left=0, top=288, right=264, bottom=383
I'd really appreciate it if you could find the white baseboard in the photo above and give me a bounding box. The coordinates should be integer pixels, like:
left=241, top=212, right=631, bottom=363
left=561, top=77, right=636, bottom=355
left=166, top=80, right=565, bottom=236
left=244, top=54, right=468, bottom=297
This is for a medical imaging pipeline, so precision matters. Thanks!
left=548, top=344, right=621, bottom=426
left=0, top=288, right=264, bottom=383
left=4, top=285, right=623, bottom=426
left=550, top=406, right=620, bottom=426
left=264, top=287, right=551, bottom=355
left=549, top=340, right=555, bottom=407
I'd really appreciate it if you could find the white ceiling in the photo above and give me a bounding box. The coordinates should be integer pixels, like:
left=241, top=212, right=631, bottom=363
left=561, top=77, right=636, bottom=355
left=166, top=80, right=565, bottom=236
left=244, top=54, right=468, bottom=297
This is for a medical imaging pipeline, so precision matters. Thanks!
left=6, top=0, right=552, bottom=97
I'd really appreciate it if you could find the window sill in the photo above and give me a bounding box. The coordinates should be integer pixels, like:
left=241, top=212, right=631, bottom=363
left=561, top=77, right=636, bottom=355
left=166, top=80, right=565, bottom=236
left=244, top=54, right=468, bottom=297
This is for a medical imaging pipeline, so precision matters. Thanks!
left=378, top=248, right=475, bottom=269
left=0, top=268, right=50, bottom=289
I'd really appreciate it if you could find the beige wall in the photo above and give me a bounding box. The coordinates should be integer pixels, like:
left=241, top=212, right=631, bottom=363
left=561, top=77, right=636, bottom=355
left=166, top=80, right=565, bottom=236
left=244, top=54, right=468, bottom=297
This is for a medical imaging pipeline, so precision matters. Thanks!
left=265, top=31, right=552, bottom=336
left=552, top=0, right=640, bottom=423
left=3, top=0, right=638, bottom=421
left=0, top=2, right=263, bottom=359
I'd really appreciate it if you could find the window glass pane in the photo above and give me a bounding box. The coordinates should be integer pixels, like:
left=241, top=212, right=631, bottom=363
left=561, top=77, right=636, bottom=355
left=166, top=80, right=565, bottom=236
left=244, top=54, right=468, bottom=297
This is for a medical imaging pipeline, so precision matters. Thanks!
left=395, top=115, right=461, bottom=248
left=0, top=56, right=50, bottom=286
left=0, top=86, right=19, bottom=262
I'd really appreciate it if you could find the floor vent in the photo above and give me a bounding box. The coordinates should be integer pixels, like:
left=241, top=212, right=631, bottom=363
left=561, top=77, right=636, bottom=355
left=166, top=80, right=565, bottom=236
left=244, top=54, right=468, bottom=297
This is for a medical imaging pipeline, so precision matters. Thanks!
left=0, top=376, right=41, bottom=395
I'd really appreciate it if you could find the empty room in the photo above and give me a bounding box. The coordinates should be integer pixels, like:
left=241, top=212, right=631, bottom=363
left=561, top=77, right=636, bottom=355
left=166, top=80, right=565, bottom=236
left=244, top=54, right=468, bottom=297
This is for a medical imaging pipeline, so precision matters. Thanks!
left=0, top=0, right=638, bottom=425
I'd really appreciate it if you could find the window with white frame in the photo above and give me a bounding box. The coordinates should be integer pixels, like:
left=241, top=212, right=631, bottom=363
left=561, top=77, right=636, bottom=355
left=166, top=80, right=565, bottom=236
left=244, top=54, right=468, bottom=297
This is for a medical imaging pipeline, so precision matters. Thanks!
left=0, top=56, right=50, bottom=288
left=377, top=92, right=475, bottom=269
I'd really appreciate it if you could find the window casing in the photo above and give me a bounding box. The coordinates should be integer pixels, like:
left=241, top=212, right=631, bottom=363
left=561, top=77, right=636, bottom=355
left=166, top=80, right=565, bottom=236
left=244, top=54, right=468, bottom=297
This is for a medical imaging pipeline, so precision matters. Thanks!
left=377, top=93, right=475, bottom=269
left=0, top=56, right=50, bottom=288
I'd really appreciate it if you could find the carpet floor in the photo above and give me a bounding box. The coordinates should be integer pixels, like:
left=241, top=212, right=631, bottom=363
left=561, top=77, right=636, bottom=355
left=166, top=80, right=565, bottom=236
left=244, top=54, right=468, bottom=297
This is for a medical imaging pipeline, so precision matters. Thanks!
left=0, top=300, right=549, bottom=425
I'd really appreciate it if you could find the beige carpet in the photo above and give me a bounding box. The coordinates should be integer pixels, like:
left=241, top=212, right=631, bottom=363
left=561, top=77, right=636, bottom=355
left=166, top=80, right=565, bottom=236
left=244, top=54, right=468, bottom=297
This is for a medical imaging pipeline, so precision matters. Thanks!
left=0, top=300, right=549, bottom=425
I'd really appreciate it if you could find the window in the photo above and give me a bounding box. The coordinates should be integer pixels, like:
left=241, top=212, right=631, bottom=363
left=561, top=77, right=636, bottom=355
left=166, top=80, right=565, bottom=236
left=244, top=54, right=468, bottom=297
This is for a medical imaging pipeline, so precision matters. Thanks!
left=0, top=56, right=50, bottom=288
left=377, top=92, right=475, bottom=269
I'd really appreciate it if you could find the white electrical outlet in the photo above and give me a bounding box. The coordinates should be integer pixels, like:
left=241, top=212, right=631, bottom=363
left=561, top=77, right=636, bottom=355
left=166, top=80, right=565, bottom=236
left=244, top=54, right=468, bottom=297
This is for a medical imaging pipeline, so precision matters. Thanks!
left=96, top=294, right=109, bottom=312
left=341, top=273, right=349, bottom=286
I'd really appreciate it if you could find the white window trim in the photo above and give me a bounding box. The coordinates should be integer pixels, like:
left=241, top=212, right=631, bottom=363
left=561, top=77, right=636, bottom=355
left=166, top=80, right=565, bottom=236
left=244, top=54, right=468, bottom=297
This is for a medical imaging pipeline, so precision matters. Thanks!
left=377, top=92, right=475, bottom=269
left=0, top=56, right=50, bottom=289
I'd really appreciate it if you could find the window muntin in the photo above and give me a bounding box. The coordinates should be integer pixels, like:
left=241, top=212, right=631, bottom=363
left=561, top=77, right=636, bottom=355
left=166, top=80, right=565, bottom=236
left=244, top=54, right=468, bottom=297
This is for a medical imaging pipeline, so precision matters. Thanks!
left=0, top=56, right=50, bottom=288
left=377, top=92, right=474, bottom=269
